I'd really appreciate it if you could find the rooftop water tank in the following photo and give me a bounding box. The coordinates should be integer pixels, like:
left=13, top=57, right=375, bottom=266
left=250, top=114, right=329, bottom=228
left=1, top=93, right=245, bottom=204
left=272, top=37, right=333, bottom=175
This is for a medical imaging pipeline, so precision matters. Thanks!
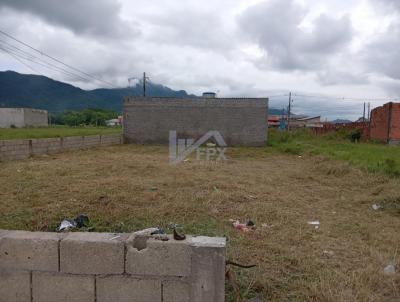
left=202, top=92, right=217, bottom=98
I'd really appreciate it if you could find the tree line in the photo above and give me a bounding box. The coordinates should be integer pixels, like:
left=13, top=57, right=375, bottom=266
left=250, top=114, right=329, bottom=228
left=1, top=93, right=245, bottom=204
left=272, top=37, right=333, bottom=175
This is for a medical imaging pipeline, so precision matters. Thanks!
left=50, top=108, right=119, bottom=127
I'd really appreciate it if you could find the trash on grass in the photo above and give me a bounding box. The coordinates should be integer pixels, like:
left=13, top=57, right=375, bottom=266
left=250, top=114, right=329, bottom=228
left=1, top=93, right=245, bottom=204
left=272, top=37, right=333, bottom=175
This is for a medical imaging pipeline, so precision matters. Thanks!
left=308, top=220, right=320, bottom=229
left=323, top=250, right=334, bottom=257
left=233, top=220, right=248, bottom=231
left=173, top=228, right=186, bottom=240
left=384, top=264, right=396, bottom=275
left=372, top=203, right=381, bottom=210
left=232, top=219, right=256, bottom=232
left=59, top=220, right=76, bottom=232
left=246, top=220, right=255, bottom=227
left=74, top=214, right=89, bottom=228
left=166, top=223, right=185, bottom=240
left=166, top=223, right=182, bottom=230
left=58, top=214, right=89, bottom=232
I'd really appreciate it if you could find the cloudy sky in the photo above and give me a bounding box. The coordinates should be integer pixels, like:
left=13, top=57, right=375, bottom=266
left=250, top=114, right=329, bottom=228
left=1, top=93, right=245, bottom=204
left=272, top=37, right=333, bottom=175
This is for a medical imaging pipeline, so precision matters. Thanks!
left=0, top=0, right=399, bottom=119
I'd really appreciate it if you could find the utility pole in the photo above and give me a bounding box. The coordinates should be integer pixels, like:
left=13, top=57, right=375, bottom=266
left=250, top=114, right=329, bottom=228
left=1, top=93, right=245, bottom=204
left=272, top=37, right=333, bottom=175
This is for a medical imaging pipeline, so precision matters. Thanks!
left=287, top=92, right=292, bottom=131
left=367, top=102, right=371, bottom=121
left=143, top=72, right=146, bottom=97
left=363, top=102, right=366, bottom=121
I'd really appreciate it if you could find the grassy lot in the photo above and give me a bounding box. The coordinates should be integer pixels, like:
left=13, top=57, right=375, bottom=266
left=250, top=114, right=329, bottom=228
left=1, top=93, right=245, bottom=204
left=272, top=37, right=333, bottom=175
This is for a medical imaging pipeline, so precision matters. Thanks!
left=1, top=144, right=399, bottom=301
left=269, top=128, right=400, bottom=176
left=0, top=126, right=122, bottom=140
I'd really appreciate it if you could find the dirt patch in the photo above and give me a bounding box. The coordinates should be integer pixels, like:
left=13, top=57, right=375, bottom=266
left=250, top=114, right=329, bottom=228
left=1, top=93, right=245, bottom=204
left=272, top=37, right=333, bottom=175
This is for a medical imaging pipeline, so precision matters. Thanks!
left=0, top=145, right=399, bottom=301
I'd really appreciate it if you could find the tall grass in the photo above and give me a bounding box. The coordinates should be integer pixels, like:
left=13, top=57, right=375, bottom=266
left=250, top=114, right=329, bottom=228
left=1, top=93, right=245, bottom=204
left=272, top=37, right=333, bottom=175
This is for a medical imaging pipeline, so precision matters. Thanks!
left=269, top=128, right=400, bottom=176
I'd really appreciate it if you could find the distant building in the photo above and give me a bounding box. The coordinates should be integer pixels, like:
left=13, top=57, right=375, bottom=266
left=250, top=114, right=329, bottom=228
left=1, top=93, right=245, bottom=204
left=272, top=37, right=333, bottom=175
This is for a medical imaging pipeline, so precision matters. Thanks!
left=267, top=115, right=281, bottom=128
left=290, top=116, right=322, bottom=128
left=106, top=115, right=123, bottom=126
left=0, top=108, right=48, bottom=128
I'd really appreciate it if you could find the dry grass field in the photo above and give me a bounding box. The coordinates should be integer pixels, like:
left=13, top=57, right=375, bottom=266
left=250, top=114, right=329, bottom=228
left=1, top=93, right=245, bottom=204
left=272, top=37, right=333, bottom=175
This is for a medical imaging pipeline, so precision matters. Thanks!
left=1, top=144, right=400, bottom=301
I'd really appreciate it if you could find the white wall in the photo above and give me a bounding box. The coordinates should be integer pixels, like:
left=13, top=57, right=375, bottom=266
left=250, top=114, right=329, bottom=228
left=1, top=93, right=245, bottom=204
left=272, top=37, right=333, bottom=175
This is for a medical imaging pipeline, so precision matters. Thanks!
left=0, top=108, right=48, bottom=128
left=0, top=108, right=25, bottom=128
left=23, top=108, right=48, bottom=127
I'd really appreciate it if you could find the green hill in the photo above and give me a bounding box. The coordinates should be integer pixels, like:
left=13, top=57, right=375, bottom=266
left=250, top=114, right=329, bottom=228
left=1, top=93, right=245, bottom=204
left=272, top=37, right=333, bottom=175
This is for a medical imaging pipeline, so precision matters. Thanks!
left=0, top=71, right=192, bottom=112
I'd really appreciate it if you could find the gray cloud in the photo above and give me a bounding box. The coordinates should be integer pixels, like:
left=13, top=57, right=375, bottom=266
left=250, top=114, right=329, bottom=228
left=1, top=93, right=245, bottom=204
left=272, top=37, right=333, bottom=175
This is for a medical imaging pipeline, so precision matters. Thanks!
left=363, top=23, right=400, bottom=80
left=0, top=0, right=139, bottom=38
left=317, top=69, right=369, bottom=86
left=148, top=14, right=227, bottom=50
left=373, top=0, right=400, bottom=11
left=361, top=0, right=400, bottom=83
left=239, top=0, right=353, bottom=71
left=141, top=4, right=234, bottom=51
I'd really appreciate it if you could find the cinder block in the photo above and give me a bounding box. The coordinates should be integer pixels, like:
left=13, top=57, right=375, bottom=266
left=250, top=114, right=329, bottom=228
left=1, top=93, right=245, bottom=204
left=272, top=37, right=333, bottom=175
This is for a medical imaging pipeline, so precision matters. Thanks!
left=0, top=230, right=9, bottom=238
left=32, top=272, right=94, bottom=302
left=0, top=231, right=60, bottom=272
left=60, top=232, right=124, bottom=275
left=126, top=235, right=191, bottom=277
left=97, top=275, right=161, bottom=302
left=0, top=270, right=31, bottom=302
left=189, top=236, right=226, bottom=302
left=163, top=280, right=190, bottom=302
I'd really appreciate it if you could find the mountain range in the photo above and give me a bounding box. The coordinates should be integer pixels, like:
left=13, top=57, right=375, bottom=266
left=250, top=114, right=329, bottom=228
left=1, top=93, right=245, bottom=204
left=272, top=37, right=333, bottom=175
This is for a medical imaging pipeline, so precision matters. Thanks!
left=0, top=71, right=191, bottom=112
left=0, top=70, right=285, bottom=115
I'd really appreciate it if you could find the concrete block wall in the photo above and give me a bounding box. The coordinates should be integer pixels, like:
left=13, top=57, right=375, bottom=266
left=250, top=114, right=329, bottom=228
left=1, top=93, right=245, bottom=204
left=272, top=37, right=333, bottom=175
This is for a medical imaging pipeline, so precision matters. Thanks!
left=123, top=97, right=268, bottom=146
left=0, top=134, right=122, bottom=162
left=22, top=108, right=48, bottom=127
left=0, top=230, right=226, bottom=302
left=0, top=108, right=48, bottom=128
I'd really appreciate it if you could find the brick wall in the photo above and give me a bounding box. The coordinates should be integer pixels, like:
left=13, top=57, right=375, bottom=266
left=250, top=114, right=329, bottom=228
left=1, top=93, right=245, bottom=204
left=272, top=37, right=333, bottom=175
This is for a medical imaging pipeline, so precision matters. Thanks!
left=0, top=134, right=122, bottom=162
left=369, top=103, right=400, bottom=144
left=314, top=122, right=370, bottom=140
left=0, top=230, right=226, bottom=302
left=390, top=103, right=400, bottom=143
left=370, top=103, right=390, bottom=143
left=123, top=97, right=268, bottom=146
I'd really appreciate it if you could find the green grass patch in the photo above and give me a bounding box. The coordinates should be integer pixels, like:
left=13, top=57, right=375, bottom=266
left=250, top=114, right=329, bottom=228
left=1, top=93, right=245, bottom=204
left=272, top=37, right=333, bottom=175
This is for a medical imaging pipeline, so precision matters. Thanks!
left=268, top=128, right=400, bottom=176
left=0, top=126, right=122, bottom=140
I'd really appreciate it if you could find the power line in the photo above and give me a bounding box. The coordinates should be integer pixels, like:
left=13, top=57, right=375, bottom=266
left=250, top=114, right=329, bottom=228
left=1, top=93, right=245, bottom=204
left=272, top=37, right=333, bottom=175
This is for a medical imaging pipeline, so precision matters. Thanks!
left=0, top=43, right=91, bottom=83
left=0, top=29, right=117, bottom=88
left=293, top=93, right=399, bottom=102
left=0, top=46, right=41, bottom=74
left=0, top=46, right=90, bottom=83
left=268, top=94, right=289, bottom=98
